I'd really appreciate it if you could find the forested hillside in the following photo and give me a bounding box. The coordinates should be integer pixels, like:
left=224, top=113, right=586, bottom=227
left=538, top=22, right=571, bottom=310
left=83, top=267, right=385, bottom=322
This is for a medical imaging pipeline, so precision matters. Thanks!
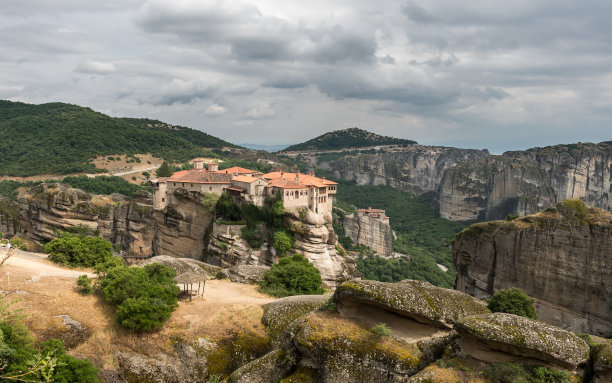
left=0, top=100, right=237, bottom=176
left=282, top=127, right=416, bottom=152
left=334, top=181, right=465, bottom=288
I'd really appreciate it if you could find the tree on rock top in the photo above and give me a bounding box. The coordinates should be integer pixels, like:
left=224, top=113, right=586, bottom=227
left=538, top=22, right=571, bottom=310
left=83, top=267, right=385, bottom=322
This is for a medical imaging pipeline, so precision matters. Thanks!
left=487, top=287, right=538, bottom=320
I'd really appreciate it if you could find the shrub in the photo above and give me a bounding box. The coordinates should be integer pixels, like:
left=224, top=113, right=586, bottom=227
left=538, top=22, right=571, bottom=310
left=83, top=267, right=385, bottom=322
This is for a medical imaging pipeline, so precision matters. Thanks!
left=273, top=230, right=294, bottom=256
left=76, top=275, right=93, bottom=295
left=260, top=254, right=324, bottom=297
left=202, top=192, right=219, bottom=212
left=506, top=214, right=519, bottom=221
left=215, top=193, right=241, bottom=221
left=370, top=323, right=392, bottom=337
left=44, top=236, right=113, bottom=268
left=323, top=297, right=336, bottom=312
left=241, top=225, right=264, bottom=249
left=482, top=362, right=570, bottom=383
left=270, top=194, right=285, bottom=227
left=99, top=263, right=179, bottom=331
left=487, top=288, right=538, bottom=320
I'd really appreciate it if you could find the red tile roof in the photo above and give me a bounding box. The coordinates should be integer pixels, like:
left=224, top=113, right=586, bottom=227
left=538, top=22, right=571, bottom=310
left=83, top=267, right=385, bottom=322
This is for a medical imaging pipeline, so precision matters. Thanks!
left=231, top=175, right=263, bottom=184
left=167, top=169, right=232, bottom=184
left=263, top=172, right=337, bottom=189
left=216, top=167, right=258, bottom=175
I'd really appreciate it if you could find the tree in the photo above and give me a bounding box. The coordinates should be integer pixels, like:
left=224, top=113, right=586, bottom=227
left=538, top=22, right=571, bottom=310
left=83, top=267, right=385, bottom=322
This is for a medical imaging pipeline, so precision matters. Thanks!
left=260, top=254, right=324, bottom=297
left=202, top=192, right=219, bottom=212
left=487, top=288, right=538, bottom=319
left=273, top=230, right=294, bottom=256
left=215, top=193, right=241, bottom=221
left=99, top=264, right=179, bottom=331
left=270, top=193, right=285, bottom=228
left=44, top=236, right=112, bottom=267
left=156, top=161, right=173, bottom=177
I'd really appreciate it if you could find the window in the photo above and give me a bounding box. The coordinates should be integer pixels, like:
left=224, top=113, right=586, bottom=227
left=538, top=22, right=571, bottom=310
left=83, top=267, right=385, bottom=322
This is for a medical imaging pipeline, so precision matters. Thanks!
left=161, top=198, right=165, bottom=202
left=209, top=187, right=212, bottom=191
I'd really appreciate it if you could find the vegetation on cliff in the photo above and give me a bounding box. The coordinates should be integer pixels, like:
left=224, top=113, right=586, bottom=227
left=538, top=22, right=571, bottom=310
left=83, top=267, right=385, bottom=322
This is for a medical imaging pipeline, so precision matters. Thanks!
left=282, top=127, right=416, bottom=152
left=0, top=100, right=235, bottom=176
left=334, top=181, right=464, bottom=288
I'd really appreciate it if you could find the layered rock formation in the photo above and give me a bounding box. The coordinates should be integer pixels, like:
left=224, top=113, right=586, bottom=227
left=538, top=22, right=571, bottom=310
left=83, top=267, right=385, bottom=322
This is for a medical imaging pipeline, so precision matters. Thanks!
left=436, top=142, right=612, bottom=222
left=453, top=200, right=612, bottom=336
left=320, top=146, right=489, bottom=195
left=309, top=141, right=611, bottom=223
left=343, top=208, right=392, bottom=256
left=6, top=183, right=214, bottom=259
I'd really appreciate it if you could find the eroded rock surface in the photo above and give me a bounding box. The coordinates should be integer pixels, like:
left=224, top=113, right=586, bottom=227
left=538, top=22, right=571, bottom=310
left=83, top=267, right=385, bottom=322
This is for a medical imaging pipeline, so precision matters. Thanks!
left=455, top=313, right=590, bottom=370
left=334, top=279, right=490, bottom=329
left=453, top=200, right=612, bottom=336
left=227, top=264, right=269, bottom=284
left=343, top=209, right=392, bottom=257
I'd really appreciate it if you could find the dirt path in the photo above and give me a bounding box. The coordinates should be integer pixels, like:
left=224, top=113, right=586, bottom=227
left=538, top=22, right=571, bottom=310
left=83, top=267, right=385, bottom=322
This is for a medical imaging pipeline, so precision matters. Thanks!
left=1, top=248, right=273, bottom=305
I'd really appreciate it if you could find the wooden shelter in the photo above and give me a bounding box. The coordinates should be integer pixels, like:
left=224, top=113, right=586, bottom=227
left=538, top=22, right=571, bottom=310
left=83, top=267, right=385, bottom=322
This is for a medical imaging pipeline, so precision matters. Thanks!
left=176, top=272, right=207, bottom=301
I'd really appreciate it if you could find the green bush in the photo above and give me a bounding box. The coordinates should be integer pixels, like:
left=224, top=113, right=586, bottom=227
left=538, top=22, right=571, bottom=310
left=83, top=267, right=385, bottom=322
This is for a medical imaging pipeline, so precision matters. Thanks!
left=260, top=254, right=324, bottom=297
left=487, top=288, right=538, bottom=320
left=273, top=230, right=294, bottom=256
left=370, top=323, right=392, bottom=337
left=44, top=236, right=113, bottom=267
left=99, top=263, right=179, bottom=331
left=76, top=275, right=93, bottom=295
left=241, top=225, right=264, bottom=249
left=215, top=193, right=241, bottom=221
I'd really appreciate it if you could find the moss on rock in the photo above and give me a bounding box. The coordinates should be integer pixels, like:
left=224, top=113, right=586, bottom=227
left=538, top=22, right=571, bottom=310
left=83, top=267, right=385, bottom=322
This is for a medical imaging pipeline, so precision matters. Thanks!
left=226, top=348, right=293, bottom=383
left=455, top=313, right=590, bottom=369
left=262, top=295, right=327, bottom=340
left=334, top=279, right=490, bottom=328
left=294, top=312, right=423, bottom=382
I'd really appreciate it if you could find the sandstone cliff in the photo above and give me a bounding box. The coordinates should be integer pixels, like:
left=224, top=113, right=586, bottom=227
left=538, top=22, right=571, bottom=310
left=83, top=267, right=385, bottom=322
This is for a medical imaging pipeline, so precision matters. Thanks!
left=453, top=200, right=612, bottom=336
left=6, top=183, right=214, bottom=259
left=343, top=210, right=392, bottom=256
left=436, top=142, right=612, bottom=222
left=318, top=146, right=489, bottom=195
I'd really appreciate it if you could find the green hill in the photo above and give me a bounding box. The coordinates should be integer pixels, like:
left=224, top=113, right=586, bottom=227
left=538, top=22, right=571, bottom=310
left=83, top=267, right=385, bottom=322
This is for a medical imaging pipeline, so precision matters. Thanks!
left=282, top=127, right=416, bottom=152
left=0, top=100, right=237, bottom=176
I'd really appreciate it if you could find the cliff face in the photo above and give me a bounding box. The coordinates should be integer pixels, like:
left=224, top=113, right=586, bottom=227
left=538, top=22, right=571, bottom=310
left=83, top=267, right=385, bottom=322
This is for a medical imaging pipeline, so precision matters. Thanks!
left=10, top=183, right=213, bottom=259
left=343, top=212, right=392, bottom=256
left=453, top=200, right=612, bottom=336
left=436, top=142, right=612, bottom=222
left=320, top=146, right=489, bottom=195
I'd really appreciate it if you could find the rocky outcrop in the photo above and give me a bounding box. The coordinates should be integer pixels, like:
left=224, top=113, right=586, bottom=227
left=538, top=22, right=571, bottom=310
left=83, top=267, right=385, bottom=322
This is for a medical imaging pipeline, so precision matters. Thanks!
left=294, top=312, right=424, bottom=382
left=141, top=255, right=221, bottom=279
left=453, top=200, right=612, bottom=336
left=455, top=313, right=590, bottom=370
left=9, top=183, right=214, bottom=259
left=334, top=280, right=490, bottom=329
left=589, top=336, right=612, bottom=383
left=435, top=142, right=612, bottom=222
left=226, top=348, right=293, bottom=383
left=205, top=222, right=275, bottom=268
left=262, top=295, right=327, bottom=340
left=284, top=208, right=361, bottom=288
left=227, top=265, right=269, bottom=284
left=343, top=209, right=392, bottom=256
left=319, top=146, right=489, bottom=195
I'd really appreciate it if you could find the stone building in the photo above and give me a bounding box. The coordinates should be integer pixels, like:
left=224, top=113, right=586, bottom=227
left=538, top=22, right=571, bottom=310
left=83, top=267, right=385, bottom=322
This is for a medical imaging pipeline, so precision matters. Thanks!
left=152, top=162, right=337, bottom=216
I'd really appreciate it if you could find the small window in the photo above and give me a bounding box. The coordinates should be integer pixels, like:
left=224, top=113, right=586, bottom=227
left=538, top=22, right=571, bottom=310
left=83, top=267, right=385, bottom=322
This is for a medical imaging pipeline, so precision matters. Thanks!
left=210, top=187, right=212, bottom=191
left=161, top=198, right=165, bottom=202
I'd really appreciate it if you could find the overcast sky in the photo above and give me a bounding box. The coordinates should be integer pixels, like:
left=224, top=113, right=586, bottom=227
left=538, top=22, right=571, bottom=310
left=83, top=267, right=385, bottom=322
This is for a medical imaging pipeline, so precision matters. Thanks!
left=1, top=1, right=611, bottom=153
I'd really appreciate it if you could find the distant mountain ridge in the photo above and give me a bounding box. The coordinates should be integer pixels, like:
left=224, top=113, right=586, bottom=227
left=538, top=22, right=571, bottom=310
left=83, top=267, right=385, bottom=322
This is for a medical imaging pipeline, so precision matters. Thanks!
left=0, top=100, right=237, bottom=176
left=282, top=127, right=417, bottom=152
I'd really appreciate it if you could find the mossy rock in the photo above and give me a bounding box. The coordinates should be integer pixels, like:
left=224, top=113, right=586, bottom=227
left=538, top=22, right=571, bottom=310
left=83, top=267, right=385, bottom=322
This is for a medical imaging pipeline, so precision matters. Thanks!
left=226, top=348, right=293, bottom=383
left=280, top=366, right=320, bottom=382
left=294, top=312, right=423, bottom=382
left=262, top=295, right=327, bottom=340
left=227, top=265, right=269, bottom=284
left=334, top=279, right=490, bottom=328
left=455, top=313, right=590, bottom=369
left=584, top=335, right=612, bottom=382
left=206, top=330, right=272, bottom=378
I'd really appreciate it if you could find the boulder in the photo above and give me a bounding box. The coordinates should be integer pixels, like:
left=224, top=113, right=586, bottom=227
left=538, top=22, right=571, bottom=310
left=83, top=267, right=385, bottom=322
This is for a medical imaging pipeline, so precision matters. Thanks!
left=226, top=349, right=293, bottom=383
left=588, top=336, right=612, bottom=383
left=293, top=312, right=423, bottom=382
left=227, top=265, right=269, bottom=284
left=455, top=313, right=590, bottom=369
left=262, top=295, right=327, bottom=340
left=142, top=255, right=220, bottom=279
left=334, top=280, right=490, bottom=329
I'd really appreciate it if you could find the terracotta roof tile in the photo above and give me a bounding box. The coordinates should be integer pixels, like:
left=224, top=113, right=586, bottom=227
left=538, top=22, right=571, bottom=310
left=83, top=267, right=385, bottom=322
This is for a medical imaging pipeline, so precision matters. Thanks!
left=216, top=167, right=258, bottom=175
left=263, top=171, right=338, bottom=189
left=168, top=169, right=232, bottom=184
left=231, top=175, right=263, bottom=184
